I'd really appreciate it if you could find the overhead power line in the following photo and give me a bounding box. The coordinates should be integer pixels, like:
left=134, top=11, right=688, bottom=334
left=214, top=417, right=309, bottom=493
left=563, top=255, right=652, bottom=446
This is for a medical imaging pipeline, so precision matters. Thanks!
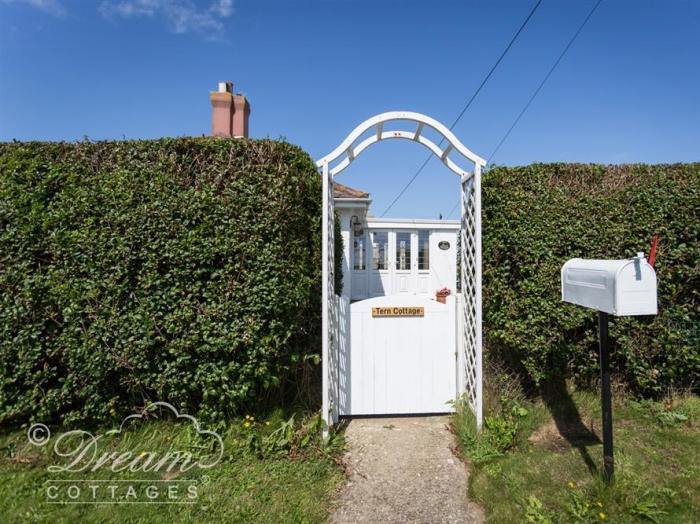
left=380, top=0, right=543, bottom=217
left=487, top=0, right=604, bottom=165
left=447, top=0, right=604, bottom=219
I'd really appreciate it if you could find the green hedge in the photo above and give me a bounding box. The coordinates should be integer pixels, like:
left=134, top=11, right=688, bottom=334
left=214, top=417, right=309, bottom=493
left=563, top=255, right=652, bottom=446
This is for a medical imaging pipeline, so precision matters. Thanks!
left=2, top=145, right=697, bottom=427
left=0, top=138, right=322, bottom=426
left=483, top=163, right=699, bottom=394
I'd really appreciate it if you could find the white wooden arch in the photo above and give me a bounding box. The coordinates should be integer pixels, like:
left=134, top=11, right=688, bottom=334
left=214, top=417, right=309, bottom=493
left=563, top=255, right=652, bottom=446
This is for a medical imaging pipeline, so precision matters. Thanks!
left=317, top=111, right=486, bottom=177
left=316, top=111, right=484, bottom=434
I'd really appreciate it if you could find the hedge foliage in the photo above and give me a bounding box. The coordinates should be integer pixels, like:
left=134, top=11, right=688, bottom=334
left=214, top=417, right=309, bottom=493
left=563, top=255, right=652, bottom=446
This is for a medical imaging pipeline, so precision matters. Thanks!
left=0, top=138, right=322, bottom=426
left=483, top=163, right=699, bottom=394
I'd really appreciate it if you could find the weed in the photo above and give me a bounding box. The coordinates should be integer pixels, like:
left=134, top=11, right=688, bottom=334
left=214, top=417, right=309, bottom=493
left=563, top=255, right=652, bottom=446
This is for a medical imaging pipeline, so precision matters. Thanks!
left=524, top=495, right=554, bottom=523
left=241, top=413, right=342, bottom=460
left=629, top=497, right=666, bottom=523
left=484, top=415, right=518, bottom=453
left=629, top=398, right=692, bottom=427
left=454, top=389, right=539, bottom=465
left=655, top=410, right=689, bottom=426
left=566, top=486, right=605, bottom=522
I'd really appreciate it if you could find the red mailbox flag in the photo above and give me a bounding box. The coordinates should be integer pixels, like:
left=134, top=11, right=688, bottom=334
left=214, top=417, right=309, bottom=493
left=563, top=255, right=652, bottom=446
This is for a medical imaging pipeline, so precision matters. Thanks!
left=649, top=235, right=659, bottom=267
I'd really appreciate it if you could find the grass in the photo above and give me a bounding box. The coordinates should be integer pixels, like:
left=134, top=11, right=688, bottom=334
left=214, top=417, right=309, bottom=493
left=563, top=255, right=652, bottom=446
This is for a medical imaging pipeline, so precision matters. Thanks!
left=0, top=409, right=345, bottom=523
left=453, top=384, right=700, bottom=523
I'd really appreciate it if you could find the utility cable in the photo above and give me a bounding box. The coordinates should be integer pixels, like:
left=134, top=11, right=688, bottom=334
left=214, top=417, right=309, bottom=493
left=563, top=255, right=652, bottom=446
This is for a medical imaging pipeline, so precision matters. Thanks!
left=380, top=0, right=543, bottom=217
left=447, top=0, right=604, bottom=219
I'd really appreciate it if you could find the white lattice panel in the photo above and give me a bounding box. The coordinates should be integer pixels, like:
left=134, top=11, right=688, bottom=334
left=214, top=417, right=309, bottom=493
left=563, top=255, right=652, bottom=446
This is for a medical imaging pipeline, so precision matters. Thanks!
left=321, top=164, right=339, bottom=430
left=461, top=172, right=483, bottom=427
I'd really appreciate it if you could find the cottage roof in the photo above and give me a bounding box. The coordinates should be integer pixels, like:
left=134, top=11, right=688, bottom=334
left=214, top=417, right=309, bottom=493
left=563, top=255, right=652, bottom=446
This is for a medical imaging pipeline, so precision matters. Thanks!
left=333, top=182, right=370, bottom=199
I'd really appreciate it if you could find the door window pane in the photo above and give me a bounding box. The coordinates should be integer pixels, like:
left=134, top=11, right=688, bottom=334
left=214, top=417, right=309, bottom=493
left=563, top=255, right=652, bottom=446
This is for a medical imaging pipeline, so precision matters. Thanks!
left=396, top=232, right=411, bottom=270
left=353, top=228, right=365, bottom=270
left=372, top=231, right=389, bottom=270
left=418, top=230, right=430, bottom=270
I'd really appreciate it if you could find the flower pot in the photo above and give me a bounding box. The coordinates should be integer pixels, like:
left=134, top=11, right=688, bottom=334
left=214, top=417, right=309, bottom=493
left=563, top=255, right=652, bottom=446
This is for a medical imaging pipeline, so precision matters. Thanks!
left=436, top=293, right=448, bottom=304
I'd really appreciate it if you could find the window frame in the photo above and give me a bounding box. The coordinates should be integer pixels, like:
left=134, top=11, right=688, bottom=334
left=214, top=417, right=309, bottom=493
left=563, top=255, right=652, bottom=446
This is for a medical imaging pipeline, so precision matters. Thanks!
left=371, top=231, right=390, bottom=271
left=395, top=231, right=412, bottom=271
left=418, top=230, right=430, bottom=271
left=352, top=224, right=366, bottom=271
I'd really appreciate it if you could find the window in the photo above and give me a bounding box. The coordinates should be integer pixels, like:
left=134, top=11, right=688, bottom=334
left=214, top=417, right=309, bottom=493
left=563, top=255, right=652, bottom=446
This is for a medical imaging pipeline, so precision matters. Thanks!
left=395, top=232, right=411, bottom=270
left=353, top=227, right=365, bottom=270
left=418, top=230, right=430, bottom=270
left=371, top=231, right=389, bottom=270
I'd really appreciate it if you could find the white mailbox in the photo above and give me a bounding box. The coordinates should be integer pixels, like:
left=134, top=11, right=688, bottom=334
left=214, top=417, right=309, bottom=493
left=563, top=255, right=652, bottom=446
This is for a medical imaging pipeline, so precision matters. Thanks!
left=561, top=252, right=657, bottom=316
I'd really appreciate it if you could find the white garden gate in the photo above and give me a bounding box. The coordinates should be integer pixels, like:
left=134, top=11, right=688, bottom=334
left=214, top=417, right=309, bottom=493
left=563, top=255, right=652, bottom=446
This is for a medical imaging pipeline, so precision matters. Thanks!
left=342, top=294, right=457, bottom=416
left=317, top=112, right=485, bottom=432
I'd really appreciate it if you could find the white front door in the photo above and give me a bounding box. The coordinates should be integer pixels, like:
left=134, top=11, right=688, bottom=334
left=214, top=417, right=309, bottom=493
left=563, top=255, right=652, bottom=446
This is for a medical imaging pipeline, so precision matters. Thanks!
left=393, top=231, right=415, bottom=293
left=369, top=230, right=417, bottom=296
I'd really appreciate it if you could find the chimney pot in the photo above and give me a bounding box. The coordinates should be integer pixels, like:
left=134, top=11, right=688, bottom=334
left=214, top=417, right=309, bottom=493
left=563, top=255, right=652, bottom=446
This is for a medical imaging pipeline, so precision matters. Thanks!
left=218, top=81, right=233, bottom=93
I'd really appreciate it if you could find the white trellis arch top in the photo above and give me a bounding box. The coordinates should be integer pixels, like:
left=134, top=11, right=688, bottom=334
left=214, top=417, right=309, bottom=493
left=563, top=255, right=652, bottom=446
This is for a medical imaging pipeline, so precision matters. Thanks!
left=317, top=111, right=484, bottom=434
left=316, top=111, right=486, bottom=176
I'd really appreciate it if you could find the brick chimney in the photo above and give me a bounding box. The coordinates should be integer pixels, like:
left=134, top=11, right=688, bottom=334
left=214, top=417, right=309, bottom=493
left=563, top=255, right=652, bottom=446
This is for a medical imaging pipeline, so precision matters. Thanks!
left=210, top=81, right=250, bottom=138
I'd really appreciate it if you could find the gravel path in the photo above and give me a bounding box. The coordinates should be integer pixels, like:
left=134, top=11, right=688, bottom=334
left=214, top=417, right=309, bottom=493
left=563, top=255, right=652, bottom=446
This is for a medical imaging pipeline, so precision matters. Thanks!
left=330, top=416, right=484, bottom=524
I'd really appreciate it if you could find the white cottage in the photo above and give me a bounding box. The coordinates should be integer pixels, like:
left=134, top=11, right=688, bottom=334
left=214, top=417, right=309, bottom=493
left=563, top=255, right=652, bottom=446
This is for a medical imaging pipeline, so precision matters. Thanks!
left=334, top=182, right=458, bottom=301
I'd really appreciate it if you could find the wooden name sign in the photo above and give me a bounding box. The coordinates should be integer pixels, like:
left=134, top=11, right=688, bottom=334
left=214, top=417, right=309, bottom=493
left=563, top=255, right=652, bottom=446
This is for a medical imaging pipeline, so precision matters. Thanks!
left=372, top=306, right=425, bottom=318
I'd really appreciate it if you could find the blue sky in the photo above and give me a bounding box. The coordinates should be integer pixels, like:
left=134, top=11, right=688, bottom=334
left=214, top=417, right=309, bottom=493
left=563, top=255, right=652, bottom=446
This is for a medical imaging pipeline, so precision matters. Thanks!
left=1, top=0, right=699, bottom=219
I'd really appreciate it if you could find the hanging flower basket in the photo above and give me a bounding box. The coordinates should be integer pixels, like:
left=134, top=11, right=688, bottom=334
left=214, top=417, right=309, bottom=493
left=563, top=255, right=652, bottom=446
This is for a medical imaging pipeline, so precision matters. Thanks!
left=436, top=287, right=451, bottom=304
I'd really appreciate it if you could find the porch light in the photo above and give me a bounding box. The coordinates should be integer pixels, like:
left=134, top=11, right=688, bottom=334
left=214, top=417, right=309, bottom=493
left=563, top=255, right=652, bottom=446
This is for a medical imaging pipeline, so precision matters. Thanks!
left=351, top=215, right=363, bottom=235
